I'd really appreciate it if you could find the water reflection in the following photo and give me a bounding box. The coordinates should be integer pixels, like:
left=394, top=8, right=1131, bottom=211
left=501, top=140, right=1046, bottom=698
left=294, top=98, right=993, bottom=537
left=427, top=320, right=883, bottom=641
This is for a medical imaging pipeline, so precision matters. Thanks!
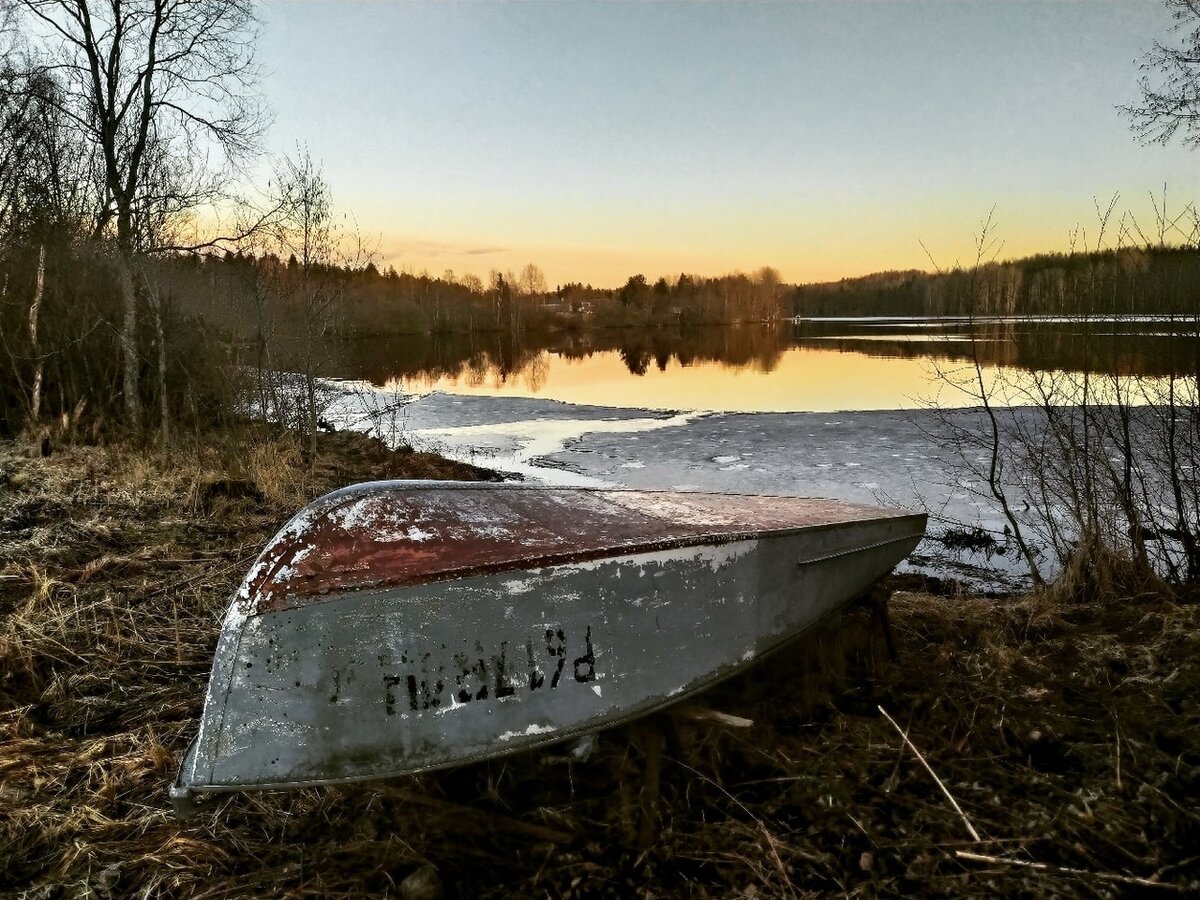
left=793, top=318, right=1200, bottom=378
left=311, top=319, right=1200, bottom=412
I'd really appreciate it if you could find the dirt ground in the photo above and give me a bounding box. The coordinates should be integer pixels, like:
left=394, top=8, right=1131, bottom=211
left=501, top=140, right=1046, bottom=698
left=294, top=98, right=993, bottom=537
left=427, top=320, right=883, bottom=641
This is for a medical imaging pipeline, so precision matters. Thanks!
left=1, top=432, right=1197, bottom=898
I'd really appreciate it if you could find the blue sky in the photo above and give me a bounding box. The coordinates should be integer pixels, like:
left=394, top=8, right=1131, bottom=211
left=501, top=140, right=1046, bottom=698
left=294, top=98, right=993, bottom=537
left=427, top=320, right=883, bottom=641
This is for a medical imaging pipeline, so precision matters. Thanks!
left=258, top=0, right=1199, bottom=286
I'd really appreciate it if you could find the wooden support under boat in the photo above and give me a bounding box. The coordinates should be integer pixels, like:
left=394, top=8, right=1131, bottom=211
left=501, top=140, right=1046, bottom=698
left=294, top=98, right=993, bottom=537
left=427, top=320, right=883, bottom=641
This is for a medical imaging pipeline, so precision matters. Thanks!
left=171, top=481, right=926, bottom=818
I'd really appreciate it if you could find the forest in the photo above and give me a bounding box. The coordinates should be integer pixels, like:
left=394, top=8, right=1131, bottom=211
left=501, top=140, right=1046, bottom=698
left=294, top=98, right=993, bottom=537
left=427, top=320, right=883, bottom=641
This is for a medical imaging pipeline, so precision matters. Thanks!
left=792, top=245, right=1200, bottom=318
left=149, top=253, right=793, bottom=344
left=137, top=242, right=1200, bottom=357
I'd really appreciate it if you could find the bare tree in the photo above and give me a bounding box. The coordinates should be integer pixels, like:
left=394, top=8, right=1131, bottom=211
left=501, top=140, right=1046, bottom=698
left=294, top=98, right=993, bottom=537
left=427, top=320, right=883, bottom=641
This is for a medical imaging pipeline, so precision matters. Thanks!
left=921, top=210, right=1046, bottom=587
left=257, top=150, right=368, bottom=459
left=517, top=262, right=546, bottom=298
left=1124, top=0, right=1200, bottom=147
left=924, top=200, right=1200, bottom=599
left=13, top=0, right=264, bottom=427
left=0, top=27, right=97, bottom=431
left=26, top=244, right=44, bottom=419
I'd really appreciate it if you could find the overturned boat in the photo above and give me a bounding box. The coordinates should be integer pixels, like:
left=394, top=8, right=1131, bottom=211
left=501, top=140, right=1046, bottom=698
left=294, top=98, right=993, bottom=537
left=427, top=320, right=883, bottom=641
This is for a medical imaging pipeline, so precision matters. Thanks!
left=172, top=481, right=925, bottom=816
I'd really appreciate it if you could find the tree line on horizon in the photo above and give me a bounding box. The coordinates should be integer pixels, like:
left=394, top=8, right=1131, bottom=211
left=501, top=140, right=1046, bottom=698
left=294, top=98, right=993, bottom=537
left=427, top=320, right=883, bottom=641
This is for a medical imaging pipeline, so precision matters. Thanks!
left=160, top=241, right=1200, bottom=349
left=793, top=244, right=1200, bottom=319
left=158, top=253, right=792, bottom=343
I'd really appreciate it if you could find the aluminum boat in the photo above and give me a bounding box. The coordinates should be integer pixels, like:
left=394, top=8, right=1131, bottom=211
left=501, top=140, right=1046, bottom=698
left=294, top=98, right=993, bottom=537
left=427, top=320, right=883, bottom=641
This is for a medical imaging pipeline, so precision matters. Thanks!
left=171, top=481, right=926, bottom=816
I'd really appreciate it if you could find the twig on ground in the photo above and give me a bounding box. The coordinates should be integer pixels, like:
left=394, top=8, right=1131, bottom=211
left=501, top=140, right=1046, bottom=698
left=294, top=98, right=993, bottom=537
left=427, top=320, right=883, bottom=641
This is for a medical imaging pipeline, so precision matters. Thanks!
left=670, top=705, right=754, bottom=728
left=955, top=850, right=1179, bottom=891
left=878, top=704, right=982, bottom=842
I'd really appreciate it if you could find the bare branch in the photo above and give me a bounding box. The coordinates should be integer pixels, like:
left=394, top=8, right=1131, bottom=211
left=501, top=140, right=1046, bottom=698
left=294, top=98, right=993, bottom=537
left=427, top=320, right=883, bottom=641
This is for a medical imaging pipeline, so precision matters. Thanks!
left=1122, top=0, right=1200, bottom=146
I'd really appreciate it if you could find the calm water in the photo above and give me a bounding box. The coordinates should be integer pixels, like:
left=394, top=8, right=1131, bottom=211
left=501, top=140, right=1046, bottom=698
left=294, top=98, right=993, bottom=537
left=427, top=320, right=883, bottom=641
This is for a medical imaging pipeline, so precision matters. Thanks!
left=318, top=317, right=1200, bottom=413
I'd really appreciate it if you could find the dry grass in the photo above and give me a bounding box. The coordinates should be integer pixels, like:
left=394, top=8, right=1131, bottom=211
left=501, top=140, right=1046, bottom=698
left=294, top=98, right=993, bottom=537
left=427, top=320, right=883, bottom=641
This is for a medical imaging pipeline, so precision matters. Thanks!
left=241, top=439, right=309, bottom=509
left=1046, top=530, right=1177, bottom=607
left=1, top=433, right=1197, bottom=898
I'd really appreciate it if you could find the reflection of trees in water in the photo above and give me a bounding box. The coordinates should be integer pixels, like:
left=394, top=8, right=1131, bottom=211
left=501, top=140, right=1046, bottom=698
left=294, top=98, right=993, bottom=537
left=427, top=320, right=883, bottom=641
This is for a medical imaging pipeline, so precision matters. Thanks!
left=605, top=324, right=789, bottom=376
left=793, top=320, right=1200, bottom=379
left=327, top=324, right=793, bottom=385
left=316, top=319, right=1199, bottom=387
left=619, top=345, right=651, bottom=376
left=523, top=352, right=550, bottom=392
left=465, top=351, right=489, bottom=387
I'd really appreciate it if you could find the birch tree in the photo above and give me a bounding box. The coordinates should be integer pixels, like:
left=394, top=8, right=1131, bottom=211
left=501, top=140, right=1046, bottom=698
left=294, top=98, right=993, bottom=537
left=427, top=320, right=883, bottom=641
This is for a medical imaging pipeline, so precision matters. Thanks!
left=13, top=0, right=264, bottom=427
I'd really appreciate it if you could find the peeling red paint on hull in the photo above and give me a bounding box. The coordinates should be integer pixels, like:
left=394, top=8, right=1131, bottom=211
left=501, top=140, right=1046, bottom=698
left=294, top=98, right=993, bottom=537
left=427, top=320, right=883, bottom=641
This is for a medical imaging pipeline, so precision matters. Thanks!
left=172, top=481, right=926, bottom=818
left=243, top=484, right=909, bottom=613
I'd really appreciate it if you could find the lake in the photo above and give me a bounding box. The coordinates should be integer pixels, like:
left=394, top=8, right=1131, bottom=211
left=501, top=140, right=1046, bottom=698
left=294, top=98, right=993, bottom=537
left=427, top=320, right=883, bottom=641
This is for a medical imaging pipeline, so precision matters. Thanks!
left=319, top=316, right=1200, bottom=413
left=315, top=316, right=1199, bottom=591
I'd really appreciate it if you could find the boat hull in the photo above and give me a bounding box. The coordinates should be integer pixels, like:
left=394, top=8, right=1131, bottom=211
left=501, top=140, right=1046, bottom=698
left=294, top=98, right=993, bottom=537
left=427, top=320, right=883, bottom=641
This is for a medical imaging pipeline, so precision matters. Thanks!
left=174, top=484, right=924, bottom=812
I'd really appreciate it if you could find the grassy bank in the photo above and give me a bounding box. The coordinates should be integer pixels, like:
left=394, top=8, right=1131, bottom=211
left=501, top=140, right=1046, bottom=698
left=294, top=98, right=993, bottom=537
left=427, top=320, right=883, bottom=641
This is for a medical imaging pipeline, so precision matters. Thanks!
left=1, top=435, right=1197, bottom=897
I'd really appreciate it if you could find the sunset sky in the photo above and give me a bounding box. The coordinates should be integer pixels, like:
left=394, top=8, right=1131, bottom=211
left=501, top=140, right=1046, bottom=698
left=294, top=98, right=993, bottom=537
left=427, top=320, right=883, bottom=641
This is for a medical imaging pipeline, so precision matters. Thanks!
left=259, top=0, right=1199, bottom=288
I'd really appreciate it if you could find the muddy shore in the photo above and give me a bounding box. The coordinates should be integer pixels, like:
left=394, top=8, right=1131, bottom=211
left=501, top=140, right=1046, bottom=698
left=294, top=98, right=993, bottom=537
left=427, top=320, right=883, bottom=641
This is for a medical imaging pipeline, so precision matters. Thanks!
left=1, top=431, right=1197, bottom=898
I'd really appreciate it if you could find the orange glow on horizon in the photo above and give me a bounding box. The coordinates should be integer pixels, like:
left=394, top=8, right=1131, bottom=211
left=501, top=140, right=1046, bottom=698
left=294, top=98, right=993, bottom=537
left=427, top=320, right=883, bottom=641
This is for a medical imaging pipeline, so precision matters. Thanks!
left=370, top=212, right=1113, bottom=291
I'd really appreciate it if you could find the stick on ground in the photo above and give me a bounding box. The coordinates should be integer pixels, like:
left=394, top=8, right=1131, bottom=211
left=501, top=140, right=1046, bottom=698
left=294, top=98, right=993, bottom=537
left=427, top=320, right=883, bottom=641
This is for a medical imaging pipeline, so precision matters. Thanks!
left=878, top=704, right=981, bottom=842
left=955, top=850, right=1179, bottom=891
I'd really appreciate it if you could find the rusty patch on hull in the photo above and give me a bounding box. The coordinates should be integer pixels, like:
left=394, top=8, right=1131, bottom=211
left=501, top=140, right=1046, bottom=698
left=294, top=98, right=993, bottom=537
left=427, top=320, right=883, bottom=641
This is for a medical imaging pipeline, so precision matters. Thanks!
left=246, top=483, right=917, bottom=614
